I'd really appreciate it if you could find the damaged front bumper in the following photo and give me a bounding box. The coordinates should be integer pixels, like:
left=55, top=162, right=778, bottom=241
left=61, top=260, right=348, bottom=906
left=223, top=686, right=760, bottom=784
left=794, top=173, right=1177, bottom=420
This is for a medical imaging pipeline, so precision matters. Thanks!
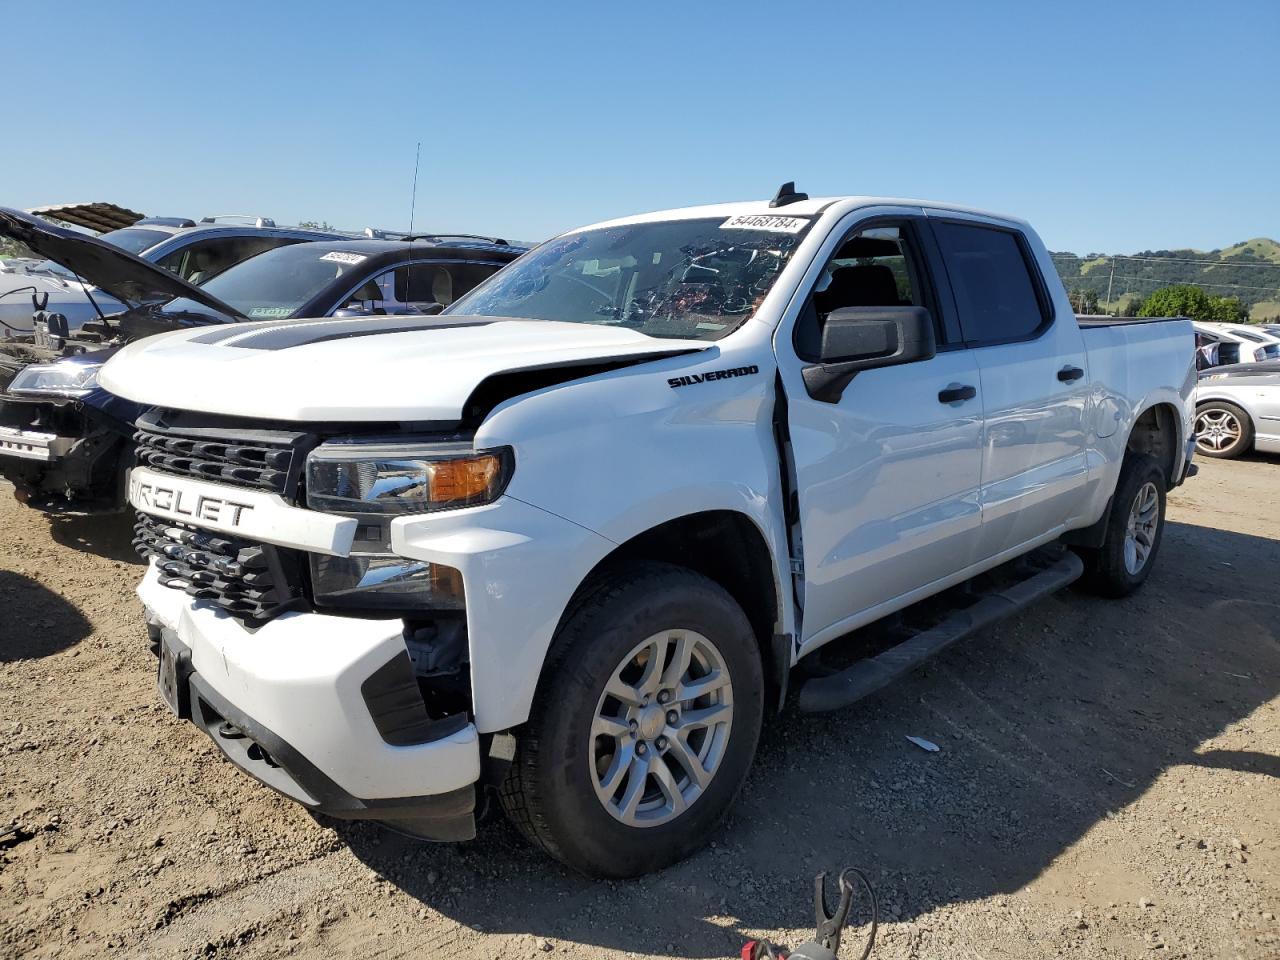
left=0, top=391, right=137, bottom=512
left=140, top=564, right=482, bottom=841
left=0, top=424, right=74, bottom=462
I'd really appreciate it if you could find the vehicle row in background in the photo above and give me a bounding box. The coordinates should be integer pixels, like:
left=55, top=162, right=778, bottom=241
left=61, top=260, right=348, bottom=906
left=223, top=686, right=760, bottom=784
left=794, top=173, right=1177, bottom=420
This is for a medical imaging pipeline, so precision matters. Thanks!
left=1, top=211, right=349, bottom=335
left=0, top=208, right=526, bottom=512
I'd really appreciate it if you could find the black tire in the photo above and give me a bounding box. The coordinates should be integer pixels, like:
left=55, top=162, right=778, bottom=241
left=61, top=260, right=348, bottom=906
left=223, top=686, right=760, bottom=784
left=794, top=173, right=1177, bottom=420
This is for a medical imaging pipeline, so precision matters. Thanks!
left=1075, top=454, right=1166, bottom=598
left=1194, top=401, right=1253, bottom=459
left=500, top=562, right=765, bottom=878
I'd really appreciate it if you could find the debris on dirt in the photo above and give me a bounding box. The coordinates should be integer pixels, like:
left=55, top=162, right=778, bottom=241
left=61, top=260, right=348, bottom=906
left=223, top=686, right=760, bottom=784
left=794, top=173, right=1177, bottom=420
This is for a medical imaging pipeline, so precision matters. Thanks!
left=905, top=736, right=940, bottom=753
left=1101, top=767, right=1136, bottom=788
left=0, top=823, right=31, bottom=849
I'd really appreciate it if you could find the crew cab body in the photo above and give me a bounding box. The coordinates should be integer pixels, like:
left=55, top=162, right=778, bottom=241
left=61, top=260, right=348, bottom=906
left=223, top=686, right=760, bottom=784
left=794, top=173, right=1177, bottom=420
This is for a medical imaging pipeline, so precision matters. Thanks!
left=101, top=194, right=1195, bottom=876
left=0, top=208, right=525, bottom=512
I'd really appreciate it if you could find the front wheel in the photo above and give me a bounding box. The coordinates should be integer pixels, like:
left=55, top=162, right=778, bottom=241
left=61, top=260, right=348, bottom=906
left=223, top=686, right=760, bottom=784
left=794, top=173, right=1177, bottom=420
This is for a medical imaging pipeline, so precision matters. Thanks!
left=1075, top=454, right=1167, bottom=598
left=500, top=563, right=764, bottom=878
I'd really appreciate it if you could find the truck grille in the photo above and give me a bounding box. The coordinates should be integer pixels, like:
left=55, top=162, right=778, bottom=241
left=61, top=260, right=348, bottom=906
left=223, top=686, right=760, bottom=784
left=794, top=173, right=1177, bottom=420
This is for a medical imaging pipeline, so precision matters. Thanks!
left=131, top=412, right=321, bottom=622
left=133, top=512, right=305, bottom=622
left=134, top=426, right=295, bottom=494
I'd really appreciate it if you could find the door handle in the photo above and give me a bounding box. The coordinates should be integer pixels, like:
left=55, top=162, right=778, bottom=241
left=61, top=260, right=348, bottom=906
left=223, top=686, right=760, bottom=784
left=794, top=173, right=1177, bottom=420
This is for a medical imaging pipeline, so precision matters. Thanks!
left=937, top=384, right=977, bottom=404
left=1057, top=365, right=1085, bottom=382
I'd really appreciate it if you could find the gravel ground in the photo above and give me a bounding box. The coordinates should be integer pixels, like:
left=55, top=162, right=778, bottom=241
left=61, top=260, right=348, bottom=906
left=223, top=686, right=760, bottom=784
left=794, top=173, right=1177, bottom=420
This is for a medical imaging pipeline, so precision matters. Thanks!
left=1, top=456, right=1277, bottom=959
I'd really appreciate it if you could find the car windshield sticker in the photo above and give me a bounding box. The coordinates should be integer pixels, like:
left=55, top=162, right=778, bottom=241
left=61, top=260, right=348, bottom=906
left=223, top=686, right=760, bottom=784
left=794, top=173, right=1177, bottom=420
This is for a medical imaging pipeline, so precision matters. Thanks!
left=319, top=251, right=367, bottom=265
left=247, top=306, right=293, bottom=318
left=720, top=214, right=810, bottom=234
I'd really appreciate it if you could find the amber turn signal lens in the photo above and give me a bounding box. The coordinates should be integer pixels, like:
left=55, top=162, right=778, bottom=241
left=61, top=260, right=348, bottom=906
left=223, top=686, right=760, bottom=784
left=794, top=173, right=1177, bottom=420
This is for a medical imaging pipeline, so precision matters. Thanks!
left=428, top=455, right=502, bottom=506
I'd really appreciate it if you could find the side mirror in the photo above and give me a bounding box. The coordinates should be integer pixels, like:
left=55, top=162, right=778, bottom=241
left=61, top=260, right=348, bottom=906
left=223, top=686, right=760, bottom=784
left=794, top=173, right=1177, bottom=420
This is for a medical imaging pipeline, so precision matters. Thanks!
left=802, top=305, right=936, bottom=403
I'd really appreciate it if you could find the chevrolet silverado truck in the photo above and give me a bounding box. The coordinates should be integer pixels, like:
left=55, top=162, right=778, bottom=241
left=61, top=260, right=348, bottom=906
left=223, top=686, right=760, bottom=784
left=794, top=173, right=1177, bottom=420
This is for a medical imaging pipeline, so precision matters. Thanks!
left=0, top=208, right=524, bottom=512
left=101, top=186, right=1196, bottom=878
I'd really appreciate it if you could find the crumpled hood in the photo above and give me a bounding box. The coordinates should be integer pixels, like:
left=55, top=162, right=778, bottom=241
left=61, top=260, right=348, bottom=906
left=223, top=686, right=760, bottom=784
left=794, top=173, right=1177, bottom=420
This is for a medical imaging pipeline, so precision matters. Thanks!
left=0, top=208, right=238, bottom=316
left=100, top=315, right=709, bottom=422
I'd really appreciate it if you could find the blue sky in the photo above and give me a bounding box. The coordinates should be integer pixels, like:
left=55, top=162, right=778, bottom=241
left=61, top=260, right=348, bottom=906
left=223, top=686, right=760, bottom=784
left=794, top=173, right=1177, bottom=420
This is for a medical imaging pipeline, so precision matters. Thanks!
left=3, top=1, right=1276, bottom=253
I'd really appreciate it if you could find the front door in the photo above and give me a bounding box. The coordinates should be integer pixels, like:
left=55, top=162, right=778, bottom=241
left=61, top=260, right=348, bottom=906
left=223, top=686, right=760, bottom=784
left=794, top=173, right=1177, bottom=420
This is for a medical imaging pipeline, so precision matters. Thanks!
left=781, top=219, right=984, bottom=650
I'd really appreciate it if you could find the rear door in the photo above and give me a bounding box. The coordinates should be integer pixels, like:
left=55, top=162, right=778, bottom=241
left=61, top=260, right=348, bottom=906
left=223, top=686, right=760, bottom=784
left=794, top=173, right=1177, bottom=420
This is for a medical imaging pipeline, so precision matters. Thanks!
left=779, top=213, right=985, bottom=650
left=928, top=217, right=1091, bottom=560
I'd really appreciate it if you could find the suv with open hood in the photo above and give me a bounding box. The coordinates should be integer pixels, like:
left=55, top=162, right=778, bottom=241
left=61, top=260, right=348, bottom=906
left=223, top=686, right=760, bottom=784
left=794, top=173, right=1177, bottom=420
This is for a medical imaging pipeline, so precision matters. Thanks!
left=0, top=211, right=348, bottom=336
left=0, top=209, right=525, bottom=512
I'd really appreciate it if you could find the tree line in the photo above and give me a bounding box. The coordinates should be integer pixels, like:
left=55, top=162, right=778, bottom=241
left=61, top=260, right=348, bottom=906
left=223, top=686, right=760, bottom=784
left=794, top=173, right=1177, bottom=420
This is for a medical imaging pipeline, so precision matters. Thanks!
left=1065, top=284, right=1253, bottom=322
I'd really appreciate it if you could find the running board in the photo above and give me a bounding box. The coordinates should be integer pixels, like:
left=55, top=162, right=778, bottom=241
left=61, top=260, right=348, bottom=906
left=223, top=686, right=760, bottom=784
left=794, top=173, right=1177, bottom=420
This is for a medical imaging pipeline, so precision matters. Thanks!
left=796, top=550, right=1084, bottom=713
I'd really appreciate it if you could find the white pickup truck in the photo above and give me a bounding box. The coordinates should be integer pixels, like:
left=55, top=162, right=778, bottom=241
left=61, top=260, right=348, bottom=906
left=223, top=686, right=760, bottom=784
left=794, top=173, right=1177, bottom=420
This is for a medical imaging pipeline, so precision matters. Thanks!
left=102, top=188, right=1196, bottom=878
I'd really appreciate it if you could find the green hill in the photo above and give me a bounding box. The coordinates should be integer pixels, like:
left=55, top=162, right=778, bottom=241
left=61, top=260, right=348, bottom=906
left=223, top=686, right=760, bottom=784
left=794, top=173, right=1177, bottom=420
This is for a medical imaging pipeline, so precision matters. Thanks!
left=1052, top=238, right=1280, bottom=321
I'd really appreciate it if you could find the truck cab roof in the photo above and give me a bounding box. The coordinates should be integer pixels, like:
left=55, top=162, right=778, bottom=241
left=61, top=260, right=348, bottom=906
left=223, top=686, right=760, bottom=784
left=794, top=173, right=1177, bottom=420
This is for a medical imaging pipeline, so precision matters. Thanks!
left=582, top=195, right=1030, bottom=232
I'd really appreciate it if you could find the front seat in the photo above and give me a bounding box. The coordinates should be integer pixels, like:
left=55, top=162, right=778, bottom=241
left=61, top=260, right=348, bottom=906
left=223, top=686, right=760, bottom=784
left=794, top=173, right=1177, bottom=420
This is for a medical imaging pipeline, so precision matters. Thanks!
left=430, top=268, right=454, bottom=306
left=815, top=263, right=902, bottom=313
left=185, top=249, right=218, bottom=285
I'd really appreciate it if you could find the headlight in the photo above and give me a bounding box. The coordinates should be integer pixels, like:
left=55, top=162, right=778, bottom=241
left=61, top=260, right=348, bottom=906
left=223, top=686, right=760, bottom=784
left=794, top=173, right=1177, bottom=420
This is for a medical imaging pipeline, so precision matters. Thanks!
left=304, top=442, right=513, bottom=611
left=8, top=360, right=102, bottom=397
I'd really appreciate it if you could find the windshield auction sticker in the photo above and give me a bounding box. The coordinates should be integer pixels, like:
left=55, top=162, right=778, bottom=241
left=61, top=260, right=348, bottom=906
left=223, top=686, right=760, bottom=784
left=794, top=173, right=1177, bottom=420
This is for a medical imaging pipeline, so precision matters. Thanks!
left=319, top=251, right=367, bottom=265
left=720, top=214, right=810, bottom=233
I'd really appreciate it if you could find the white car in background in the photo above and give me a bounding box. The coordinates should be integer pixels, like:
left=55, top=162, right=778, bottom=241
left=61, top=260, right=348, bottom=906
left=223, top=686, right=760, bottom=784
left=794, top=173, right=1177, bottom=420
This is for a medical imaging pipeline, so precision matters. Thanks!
left=1195, top=360, right=1280, bottom=458
left=1192, top=321, right=1280, bottom=366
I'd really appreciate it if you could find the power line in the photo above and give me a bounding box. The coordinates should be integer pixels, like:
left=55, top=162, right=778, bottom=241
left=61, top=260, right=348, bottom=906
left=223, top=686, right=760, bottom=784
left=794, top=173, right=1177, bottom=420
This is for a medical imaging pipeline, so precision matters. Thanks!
left=1086, top=274, right=1280, bottom=294
left=1051, top=253, right=1280, bottom=269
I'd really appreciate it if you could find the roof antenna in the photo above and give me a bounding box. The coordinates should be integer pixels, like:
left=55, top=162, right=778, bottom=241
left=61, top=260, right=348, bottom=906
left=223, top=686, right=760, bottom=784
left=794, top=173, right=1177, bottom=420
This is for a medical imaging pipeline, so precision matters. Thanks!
left=407, top=141, right=422, bottom=234
left=770, top=181, right=808, bottom=208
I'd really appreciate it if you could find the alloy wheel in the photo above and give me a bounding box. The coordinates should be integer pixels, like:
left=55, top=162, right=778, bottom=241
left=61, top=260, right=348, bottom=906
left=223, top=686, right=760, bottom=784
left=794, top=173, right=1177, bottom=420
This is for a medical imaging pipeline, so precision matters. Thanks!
left=1123, top=480, right=1159, bottom=575
left=590, top=629, right=733, bottom=827
left=1195, top=409, right=1242, bottom=453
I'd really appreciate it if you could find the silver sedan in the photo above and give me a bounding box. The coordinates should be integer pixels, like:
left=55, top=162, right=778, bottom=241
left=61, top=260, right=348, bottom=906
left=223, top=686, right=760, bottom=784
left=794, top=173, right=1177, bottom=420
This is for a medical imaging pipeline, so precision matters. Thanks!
left=1194, top=361, right=1280, bottom=458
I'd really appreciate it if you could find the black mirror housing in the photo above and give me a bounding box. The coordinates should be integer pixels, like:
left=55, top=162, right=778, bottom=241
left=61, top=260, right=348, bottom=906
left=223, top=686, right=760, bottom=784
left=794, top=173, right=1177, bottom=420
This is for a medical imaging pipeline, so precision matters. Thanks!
left=803, top=305, right=936, bottom=403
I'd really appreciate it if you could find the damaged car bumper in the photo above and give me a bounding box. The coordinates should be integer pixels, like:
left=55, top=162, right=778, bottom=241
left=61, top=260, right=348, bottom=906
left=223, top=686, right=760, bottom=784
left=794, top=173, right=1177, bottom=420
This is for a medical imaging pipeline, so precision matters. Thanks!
left=139, top=564, right=482, bottom=841
left=0, top=391, right=137, bottom=512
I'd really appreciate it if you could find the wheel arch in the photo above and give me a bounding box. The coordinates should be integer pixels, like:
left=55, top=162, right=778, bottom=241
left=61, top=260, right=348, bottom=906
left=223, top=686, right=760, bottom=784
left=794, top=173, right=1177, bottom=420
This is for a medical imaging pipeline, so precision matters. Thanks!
left=562, top=509, right=789, bottom=710
left=1125, top=401, right=1183, bottom=485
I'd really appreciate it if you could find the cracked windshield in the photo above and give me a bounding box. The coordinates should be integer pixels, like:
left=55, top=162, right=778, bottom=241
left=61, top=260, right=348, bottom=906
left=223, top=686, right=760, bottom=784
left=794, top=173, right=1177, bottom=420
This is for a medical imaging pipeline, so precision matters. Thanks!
left=447, top=215, right=813, bottom=340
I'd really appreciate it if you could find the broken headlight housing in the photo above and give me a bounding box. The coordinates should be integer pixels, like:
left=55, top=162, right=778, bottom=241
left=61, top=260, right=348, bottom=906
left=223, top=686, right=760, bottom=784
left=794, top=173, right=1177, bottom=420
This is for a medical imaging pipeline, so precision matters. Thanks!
left=305, top=442, right=512, bottom=611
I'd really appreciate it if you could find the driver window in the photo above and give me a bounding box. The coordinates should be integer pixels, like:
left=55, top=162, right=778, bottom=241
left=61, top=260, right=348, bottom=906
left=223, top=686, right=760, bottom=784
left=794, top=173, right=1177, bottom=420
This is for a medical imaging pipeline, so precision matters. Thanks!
left=795, top=223, right=927, bottom=360
left=342, top=270, right=398, bottom=313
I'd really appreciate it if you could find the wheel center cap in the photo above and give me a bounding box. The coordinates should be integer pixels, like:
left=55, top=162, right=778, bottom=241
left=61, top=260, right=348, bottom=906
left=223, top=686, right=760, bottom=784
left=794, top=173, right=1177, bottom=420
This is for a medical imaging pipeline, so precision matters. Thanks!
left=637, top=705, right=665, bottom=740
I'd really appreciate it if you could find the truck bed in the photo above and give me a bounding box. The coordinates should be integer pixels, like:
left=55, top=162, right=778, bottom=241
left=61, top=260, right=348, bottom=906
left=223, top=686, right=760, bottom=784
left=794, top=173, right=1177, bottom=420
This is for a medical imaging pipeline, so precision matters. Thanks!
left=1075, top=313, right=1185, bottom=328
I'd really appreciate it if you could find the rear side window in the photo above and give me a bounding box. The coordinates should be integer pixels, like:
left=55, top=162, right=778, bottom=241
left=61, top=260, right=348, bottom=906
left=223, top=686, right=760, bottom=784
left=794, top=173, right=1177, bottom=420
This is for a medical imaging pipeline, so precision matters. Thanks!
left=933, top=222, right=1048, bottom=344
left=396, top=261, right=499, bottom=306
left=155, top=235, right=299, bottom=284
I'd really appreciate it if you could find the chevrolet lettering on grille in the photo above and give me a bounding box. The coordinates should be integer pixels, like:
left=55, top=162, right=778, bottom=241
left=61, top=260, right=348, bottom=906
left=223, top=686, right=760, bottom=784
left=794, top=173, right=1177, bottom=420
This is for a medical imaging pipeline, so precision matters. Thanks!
left=127, top=466, right=358, bottom=556
left=128, top=475, right=255, bottom=526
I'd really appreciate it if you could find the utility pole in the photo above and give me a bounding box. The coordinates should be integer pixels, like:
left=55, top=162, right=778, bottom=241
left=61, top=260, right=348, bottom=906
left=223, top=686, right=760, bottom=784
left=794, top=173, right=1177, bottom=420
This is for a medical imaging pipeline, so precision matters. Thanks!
left=1106, top=256, right=1116, bottom=312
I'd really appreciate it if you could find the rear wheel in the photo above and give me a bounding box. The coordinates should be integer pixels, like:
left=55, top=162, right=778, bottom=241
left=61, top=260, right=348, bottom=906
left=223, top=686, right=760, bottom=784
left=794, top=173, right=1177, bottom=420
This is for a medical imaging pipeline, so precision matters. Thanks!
left=1194, top=401, right=1253, bottom=459
left=1075, top=454, right=1166, bottom=598
left=500, top=563, right=764, bottom=878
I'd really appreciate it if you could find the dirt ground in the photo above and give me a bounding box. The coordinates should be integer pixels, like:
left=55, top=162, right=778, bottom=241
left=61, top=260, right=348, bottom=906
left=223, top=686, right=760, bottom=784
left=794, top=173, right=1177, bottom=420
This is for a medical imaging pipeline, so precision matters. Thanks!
left=1, top=456, right=1277, bottom=960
